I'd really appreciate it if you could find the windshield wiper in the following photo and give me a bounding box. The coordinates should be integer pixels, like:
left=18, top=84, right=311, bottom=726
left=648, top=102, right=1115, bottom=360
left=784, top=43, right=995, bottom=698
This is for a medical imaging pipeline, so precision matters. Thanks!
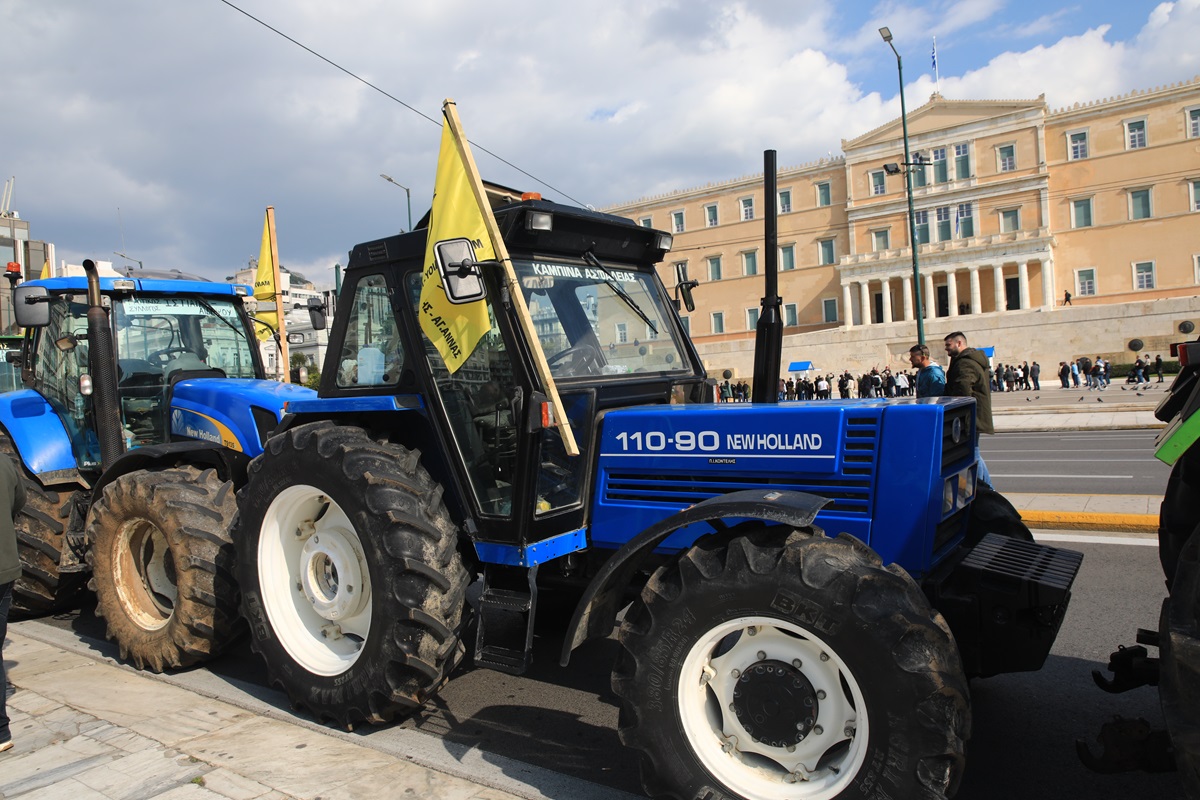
left=582, top=248, right=657, bottom=336
left=191, top=296, right=248, bottom=340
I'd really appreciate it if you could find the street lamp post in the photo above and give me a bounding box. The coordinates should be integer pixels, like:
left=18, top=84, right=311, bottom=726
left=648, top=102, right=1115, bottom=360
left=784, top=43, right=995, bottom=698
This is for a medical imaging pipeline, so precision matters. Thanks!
left=879, top=26, right=925, bottom=346
left=379, top=174, right=413, bottom=232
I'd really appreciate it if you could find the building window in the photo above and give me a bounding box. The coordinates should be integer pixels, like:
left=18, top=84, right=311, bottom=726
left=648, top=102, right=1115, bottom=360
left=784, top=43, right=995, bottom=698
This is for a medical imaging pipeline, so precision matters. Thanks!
left=912, top=155, right=928, bottom=187
left=870, top=171, right=886, bottom=195
left=780, top=244, right=795, bottom=271
left=616, top=322, right=628, bottom=344
left=743, top=250, right=758, bottom=276
left=638, top=216, right=652, bottom=228
left=1070, top=197, right=1093, bottom=228
left=1191, top=180, right=1200, bottom=212
left=822, top=297, right=838, bottom=323
left=1068, top=130, right=1089, bottom=160
left=1195, top=254, right=1200, bottom=285
left=1129, top=188, right=1152, bottom=220
left=671, top=210, right=684, bottom=233
left=1133, top=261, right=1156, bottom=290
left=957, top=203, right=974, bottom=238
left=746, top=308, right=760, bottom=329
left=1125, top=119, right=1147, bottom=150
left=914, top=210, right=930, bottom=244
left=997, top=144, right=1016, bottom=172
left=778, top=189, right=792, bottom=214
left=1076, top=268, right=1097, bottom=296
left=818, top=239, right=835, bottom=266
left=680, top=316, right=690, bottom=335
left=954, top=143, right=971, bottom=179
left=711, top=312, right=725, bottom=334
left=1000, top=208, right=1020, bottom=233
left=1191, top=108, right=1200, bottom=139
left=872, top=229, right=890, bottom=251
left=647, top=322, right=658, bottom=340
left=707, top=256, right=722, bottom=281
left=784, top=303, right=798, bottom=327
left=704, top=204, right=718, bottom=228
left=932, top=147, right=948, bottom=183
left=816, top=182, right=831, bottom=207
left=936, top=206, right=952, bottom=241
left=740, top=197, right=755, bottom=221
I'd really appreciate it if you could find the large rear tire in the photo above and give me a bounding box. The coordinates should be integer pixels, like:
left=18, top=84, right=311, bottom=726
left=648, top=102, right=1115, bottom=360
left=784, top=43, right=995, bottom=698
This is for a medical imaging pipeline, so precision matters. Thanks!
left=233, top=422, right=468, bottom=726
left=0, top=430, right=88, bottom=615
left=614, top=528, right=970, bottom=800
left=88, top=466, right=240, bottom=672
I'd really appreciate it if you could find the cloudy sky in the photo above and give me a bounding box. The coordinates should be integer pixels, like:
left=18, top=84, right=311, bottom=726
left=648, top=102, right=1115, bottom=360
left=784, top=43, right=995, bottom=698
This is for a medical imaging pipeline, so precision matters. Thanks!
left=3, top=0, right=1198, bottom=286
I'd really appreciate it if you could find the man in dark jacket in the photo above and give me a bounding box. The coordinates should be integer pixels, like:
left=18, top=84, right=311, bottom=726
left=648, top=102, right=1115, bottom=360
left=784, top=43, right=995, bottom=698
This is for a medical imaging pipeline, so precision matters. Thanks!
left=0, top=452, right=26, bottom=754
left=944, top=331, right=994, bottom=486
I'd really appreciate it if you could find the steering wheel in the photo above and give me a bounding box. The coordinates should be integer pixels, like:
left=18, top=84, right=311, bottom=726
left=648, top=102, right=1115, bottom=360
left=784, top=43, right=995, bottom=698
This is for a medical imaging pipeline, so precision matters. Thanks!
left=148, top=346, right=192, bottom=365
left=547, top=342, right=602, bottom=377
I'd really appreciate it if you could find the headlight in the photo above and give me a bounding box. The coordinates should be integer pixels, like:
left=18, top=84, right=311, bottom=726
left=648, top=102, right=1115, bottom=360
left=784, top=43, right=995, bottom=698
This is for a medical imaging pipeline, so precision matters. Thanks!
left=527, top=211, right=553, bottom=231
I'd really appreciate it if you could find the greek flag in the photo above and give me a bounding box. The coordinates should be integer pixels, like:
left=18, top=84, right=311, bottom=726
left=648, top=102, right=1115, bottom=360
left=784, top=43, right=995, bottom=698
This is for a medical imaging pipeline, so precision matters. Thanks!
left=932, top=43, right=937, bottom=71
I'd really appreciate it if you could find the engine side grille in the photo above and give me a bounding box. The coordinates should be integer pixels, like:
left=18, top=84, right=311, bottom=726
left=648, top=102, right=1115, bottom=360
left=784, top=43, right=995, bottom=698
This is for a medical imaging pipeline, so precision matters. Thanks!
left=942, top=404, right=975, bottom=470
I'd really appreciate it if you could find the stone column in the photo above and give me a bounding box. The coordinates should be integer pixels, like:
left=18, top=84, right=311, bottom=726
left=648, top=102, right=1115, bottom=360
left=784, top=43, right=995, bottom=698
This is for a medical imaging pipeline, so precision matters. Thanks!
left=924, top=273, right=935, bottom=319
left=1018, top=262, right=1030, bottom=311
left=842, top=283, right=854, bottom=328
left=901, top=274, right=913, bottom=321
left=859, top=281, right=871, bottom=325
left=881, top=277, right=893, bottom=324
left=969, top=266, right=982, bottom=314
left=994, top=265, right=1006, bottom=312
left=946, top=270, right=959, bottom=317
left=1041, top=257, right=1054, bottom=310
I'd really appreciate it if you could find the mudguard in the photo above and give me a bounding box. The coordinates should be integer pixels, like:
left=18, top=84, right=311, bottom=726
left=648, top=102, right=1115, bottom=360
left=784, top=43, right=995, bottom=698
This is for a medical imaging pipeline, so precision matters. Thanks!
left=559, top=488, right=829, bottom=665
left=0, top=389, right=78, bottom=479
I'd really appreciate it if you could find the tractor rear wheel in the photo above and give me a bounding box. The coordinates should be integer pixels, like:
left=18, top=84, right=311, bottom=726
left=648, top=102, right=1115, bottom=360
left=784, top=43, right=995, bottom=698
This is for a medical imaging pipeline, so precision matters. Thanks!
left=614, top=527, right=970, bottom=800
left=88, top=466, right=240, bottom=672
left=0, top=430, right=87, bottom=616
left=233, top=422, right=468, bottom=726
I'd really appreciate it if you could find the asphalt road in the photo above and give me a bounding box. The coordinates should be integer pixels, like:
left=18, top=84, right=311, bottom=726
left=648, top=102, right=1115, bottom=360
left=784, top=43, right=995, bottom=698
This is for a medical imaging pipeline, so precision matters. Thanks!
left=981, top=428, right=1170, bottom=496
left=27, top=534, right=1185, bottom=800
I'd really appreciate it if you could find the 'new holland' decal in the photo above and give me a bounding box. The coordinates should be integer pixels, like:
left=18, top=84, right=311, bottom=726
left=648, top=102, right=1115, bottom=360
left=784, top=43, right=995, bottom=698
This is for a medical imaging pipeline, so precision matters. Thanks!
left=171, top=408, right=243, bottom=452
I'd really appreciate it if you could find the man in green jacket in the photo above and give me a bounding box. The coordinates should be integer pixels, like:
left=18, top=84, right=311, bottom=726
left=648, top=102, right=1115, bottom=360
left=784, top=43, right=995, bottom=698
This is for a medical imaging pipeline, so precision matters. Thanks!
left=944, top=330, right=994, bottom=487
left=0, top=451, right=27, bottom=753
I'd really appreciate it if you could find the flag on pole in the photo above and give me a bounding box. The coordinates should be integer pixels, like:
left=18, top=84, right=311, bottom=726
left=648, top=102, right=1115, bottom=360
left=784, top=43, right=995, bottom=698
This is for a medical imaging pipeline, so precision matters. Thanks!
left=932, top=36, right=942, bottom=94
left=253, top=209, right=280, bottom=343
left=38, top=260, right=49, bottom=280
left=418, top=113, right=494, bottom=372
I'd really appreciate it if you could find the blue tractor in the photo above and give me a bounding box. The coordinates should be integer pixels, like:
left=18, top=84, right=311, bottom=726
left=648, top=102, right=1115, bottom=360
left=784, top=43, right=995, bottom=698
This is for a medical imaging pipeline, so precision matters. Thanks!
left=2, top=260, right=312, bottom=671
left=232, top=198, right=1082, bottom=800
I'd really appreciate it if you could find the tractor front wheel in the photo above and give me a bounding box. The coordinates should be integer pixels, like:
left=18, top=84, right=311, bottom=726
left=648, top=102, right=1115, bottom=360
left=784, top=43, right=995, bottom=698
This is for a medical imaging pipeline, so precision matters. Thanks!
left=614, top=528, right=970, bottom=800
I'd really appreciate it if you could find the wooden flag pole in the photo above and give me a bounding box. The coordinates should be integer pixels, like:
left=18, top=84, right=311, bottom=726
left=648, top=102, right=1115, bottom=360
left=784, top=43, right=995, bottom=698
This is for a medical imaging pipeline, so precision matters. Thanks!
left=266, top=206, right=290, bottom=382
left=441, top=100, right=579, bottom=457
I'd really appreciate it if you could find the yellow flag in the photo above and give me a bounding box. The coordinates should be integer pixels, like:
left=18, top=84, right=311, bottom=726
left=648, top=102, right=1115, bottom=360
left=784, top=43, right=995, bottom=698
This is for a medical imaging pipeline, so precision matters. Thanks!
left=419, top=113, right=493, bottom=373
left=254, top=209, right=278, bottom=343
left=38, top=261, right=49, bottom=280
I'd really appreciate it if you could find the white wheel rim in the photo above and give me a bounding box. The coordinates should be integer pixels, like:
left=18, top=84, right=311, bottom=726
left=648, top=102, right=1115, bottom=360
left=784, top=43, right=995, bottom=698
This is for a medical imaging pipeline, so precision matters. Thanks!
left=677, top=616, right=869, bottom=800
left=257, top=485, right=372, bottom=676
left=113, top=519, right=176, bottom=630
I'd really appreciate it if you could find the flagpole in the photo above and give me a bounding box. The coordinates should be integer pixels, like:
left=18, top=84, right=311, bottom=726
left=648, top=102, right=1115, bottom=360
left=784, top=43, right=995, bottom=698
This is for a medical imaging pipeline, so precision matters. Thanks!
left=266, top=206, right=291, bottom=382
left=932, top=36, right=941, bottom=94
left=441, top=100, right=579, bottom=457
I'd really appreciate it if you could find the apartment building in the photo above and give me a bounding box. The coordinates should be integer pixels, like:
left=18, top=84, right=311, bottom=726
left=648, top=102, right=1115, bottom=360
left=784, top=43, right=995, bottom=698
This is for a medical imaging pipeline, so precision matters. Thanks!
left=606, top=77, right=1200, bottom=377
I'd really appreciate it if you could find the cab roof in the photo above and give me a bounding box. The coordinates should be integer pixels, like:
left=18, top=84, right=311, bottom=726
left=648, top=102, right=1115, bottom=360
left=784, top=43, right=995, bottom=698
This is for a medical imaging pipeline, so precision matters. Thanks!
left=23, top=277, right=250, bottom=297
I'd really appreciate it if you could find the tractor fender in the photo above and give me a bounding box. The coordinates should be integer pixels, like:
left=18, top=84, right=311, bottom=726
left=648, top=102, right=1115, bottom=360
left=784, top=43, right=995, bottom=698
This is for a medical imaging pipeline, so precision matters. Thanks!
left=0, top=390, right=79, bottom=480
left=91, top=441, right=252, bottom=500
left=559, top=488, right=829, bottom=666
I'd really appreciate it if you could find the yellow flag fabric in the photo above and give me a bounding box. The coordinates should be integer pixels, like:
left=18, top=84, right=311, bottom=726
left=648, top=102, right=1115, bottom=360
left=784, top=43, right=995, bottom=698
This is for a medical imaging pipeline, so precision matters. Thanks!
left=418, top=118, right=493, bottom=373
left=38, top=261, right=49, bottom=280
left=254, top=211, right=277, bottom=343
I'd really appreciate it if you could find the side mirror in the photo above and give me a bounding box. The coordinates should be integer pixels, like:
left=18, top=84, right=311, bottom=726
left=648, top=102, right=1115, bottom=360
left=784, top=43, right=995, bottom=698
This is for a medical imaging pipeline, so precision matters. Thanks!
left=306, top=297, right=327, bottom=331
left=14, top=285, right=51, bottom=328
left=673, top=262, right=697, bottom=313
left=5, top=350, right=21, bottom=367
left=286, top=332, right=306, bottom=345
left=433, top=238, right=487, bottom=304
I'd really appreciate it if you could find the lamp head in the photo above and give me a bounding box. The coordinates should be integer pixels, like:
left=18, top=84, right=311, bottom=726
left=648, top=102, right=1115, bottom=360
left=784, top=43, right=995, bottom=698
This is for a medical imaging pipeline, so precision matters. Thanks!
left=879, top=26, right=893, bottom=42
left=883, top=163, right=902, bottom=176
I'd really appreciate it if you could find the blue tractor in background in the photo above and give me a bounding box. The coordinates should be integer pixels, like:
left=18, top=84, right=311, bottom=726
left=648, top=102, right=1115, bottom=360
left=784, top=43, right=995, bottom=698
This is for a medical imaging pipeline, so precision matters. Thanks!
left=231, top=198, right=1083, bottom=800
left=2, top=260, right=312, bottom=671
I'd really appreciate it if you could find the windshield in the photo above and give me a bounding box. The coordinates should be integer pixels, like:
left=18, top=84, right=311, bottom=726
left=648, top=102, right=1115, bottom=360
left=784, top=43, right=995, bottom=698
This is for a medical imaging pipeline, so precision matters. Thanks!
left=113, top=295, right=258, bottom=379
left=515, top=259, right=689, bottom=379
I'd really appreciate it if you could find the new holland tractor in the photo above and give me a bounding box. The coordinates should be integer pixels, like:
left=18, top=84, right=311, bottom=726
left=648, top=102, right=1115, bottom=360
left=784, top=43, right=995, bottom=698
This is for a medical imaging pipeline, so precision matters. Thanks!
left=231, top=197, right=1083, bottom=800
left=1, top=260, right=313, bottom=670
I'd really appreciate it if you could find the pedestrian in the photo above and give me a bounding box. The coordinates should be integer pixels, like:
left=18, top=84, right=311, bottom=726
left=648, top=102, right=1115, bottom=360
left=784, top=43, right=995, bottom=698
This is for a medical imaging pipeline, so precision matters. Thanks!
left=1063, top=290, right=1072, bottom=306
left=1058, top=361, right=1070, bottom=389
left=895, top=370, right=910, bottom=397
left=721, top=379, right=732, bottom=403
left=816, top=375, right=830, bottom=399
left=846, top=373, right=857, bottom=398
left=1030, top=361, right=1041, bottom=392
left=1070, top=359, right=1081, bottom=388
left=943, top=331, right=994, bottom=486
left=1156, top=354, right=1165, bottom=382
left=908, top=343, right=946, bottom=398
left=1, top=448, right=27, bottom=754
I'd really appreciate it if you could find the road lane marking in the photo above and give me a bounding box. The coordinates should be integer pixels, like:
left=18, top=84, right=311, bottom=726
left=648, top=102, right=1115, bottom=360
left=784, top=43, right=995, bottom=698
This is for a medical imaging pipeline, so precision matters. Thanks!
left=1033, top=533, right=1156, bottom=546
left=991, top=474, right=1133, bottom=479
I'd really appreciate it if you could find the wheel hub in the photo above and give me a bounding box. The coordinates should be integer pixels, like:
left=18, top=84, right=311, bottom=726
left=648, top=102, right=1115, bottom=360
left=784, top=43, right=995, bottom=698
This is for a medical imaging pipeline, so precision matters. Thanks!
left=731, top=659, right=819, bottom=747
left=299, top=530, right=367, bottom=622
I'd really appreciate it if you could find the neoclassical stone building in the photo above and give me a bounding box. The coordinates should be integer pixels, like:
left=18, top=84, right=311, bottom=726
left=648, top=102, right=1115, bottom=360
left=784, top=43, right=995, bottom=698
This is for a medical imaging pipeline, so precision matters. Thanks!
left=606, top=77, right=1200, bottom=378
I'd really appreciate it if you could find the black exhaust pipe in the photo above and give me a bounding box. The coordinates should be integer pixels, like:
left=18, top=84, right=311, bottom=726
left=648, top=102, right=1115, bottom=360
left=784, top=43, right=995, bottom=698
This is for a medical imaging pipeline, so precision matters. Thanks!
left=751, top=150, right=783, bottom=403
left=83, top=259, right=123, bottom=471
